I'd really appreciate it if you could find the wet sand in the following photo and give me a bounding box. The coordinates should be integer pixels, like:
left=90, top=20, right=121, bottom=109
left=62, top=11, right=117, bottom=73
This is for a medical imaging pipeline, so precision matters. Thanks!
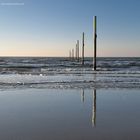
left=0, top=88, right=140, bottom=140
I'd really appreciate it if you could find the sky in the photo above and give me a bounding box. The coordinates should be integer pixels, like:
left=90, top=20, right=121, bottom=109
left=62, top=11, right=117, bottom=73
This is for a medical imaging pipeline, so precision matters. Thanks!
left=0, top=0, right=140, bottom=57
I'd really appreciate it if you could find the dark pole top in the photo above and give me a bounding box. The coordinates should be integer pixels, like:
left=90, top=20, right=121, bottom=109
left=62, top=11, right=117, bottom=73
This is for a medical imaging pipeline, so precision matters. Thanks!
left=94, top=16, right=97, bottom=71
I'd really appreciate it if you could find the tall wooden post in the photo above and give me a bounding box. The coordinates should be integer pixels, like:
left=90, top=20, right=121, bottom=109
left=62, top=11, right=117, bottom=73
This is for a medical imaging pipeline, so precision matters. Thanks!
left=77, top=40, right=79, bottom=61
left=82, top=32, right=85, bottom=65
left=69, top=50, right=71, bottom=60
left=75, top=44, right=77, bottom=60
left=72, top=49, right=74, bottom=60
left=94, top=16, right=97, bottom=70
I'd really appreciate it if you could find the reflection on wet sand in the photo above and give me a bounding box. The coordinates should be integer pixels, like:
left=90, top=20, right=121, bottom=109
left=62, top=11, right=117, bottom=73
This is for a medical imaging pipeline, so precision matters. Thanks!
left=80, top=89, right=97, bottom=127
left=92, top=89, right=96, bottom=127
left=92, top=73, right=97, bottom=127
left=81, top=89, right=85, bottom=103
left=1, top=89, right=140, bottom=140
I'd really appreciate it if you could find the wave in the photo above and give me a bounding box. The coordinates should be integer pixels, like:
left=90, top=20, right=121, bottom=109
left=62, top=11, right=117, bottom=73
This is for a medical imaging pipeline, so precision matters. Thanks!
left=0, top=73, right=139, bottom=90
left=0, top=57, right=140, bottom=89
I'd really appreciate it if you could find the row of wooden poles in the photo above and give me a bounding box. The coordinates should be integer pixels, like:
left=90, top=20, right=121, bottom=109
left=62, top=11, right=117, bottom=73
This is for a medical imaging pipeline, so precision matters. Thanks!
left=69, top=32, right=85, bottom=64
left=69, top=16, right=97, bottom=71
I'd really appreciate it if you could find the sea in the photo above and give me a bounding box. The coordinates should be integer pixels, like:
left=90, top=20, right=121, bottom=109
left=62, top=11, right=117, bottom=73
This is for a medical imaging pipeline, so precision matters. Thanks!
left=0, top=57, right=140, bottom=89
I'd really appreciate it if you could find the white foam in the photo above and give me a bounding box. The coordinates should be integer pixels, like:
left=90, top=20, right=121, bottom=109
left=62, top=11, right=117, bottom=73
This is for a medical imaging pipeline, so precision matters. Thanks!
left=0, top=72, right=139, bottom=89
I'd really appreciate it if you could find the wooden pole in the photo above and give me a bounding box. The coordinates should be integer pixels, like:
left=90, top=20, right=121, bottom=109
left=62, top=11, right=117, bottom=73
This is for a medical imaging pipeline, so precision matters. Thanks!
left=75, top=44, right=77, bottom=60
left=77, top=40, right=79, bottom=61
left=94, top=16, right=97, bottom=70
left=82, top=32, right=85, bottom=65
left=72, top=49, right=74, bottom=60
left=69, top=50, right=71, bottom=60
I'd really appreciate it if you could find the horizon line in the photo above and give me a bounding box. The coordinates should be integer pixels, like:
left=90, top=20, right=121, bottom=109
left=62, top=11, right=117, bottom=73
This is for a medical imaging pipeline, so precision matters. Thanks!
left=0, top=56, right=139, bottom=58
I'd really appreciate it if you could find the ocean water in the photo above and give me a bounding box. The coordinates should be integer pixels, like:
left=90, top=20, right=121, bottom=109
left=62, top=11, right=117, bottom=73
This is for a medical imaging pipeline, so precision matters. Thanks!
left=0, top=57, right=140, bottom=89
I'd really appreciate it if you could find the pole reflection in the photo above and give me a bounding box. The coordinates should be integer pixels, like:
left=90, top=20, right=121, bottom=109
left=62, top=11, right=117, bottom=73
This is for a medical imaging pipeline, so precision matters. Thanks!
left=81, top=89, right=85, bottom=103
left=92, top=89, right=96, bottom=127
left=80, top=89, right=97, bottom=127
left=92, top=72, right=97, bottom=127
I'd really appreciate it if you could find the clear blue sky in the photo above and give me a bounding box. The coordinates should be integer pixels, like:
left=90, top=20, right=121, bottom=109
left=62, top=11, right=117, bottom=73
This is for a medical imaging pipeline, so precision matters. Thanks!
left=0, top=0, right=140, bottom=57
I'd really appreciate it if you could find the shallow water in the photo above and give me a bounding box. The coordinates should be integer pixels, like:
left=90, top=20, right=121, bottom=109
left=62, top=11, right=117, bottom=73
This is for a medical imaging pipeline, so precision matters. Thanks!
left=0, top=89, right=140, bottom=140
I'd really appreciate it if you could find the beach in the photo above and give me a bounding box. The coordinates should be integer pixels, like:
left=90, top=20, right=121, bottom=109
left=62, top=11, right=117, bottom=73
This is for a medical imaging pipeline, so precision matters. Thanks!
left=0, top=57, right=140, bottom=140
left=0, top=88, right=140, bottom=140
